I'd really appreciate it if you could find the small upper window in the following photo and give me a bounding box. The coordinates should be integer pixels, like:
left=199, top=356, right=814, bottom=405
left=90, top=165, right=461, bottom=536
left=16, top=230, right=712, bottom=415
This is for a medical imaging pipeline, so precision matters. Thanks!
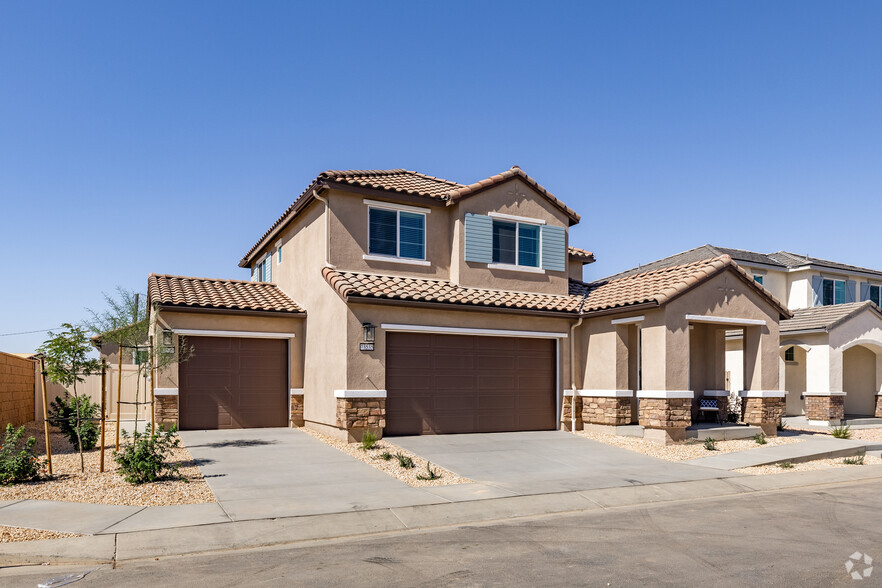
left=492, top=220, right=540, bottom=268
left=753, top=275, right=763, bottom=285
left=368, top=207, right=426, bottom=260
left=822, top=278, right=845, bottom=306
left=277, top=245, right=282, bottom=264
left=784, top=347, right=795, bottom=362
left=869, top=285, right=881, bottom=306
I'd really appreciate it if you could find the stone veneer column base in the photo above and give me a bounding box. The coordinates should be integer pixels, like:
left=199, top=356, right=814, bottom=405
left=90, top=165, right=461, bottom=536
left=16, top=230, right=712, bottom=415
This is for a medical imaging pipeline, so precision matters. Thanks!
left=335, top=394, right=386, bottom=443
left=804, top=393, right=845, bottom=426
left=560, top=395, right=583, bottom=431
left=876, top=395, right=882, bottom=419
left=741, top=396, right=785, bottom=437
left=637, top=393, right=693, bottom=445
left=154, top=395, right=178, bottom=427
left=290, top=393, right=304, bottom=427
left=581, top=395, right=632, bottom=426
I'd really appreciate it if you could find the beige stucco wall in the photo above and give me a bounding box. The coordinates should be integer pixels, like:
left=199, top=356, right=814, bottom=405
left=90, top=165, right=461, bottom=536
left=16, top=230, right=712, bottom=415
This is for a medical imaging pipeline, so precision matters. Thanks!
left=782, top=345, right=807, bottom=415
left=453, top=178, right=572, bottom=295
left=843, top=345, right=876, bottom=415
left=568, top=259, right=584, bottom=282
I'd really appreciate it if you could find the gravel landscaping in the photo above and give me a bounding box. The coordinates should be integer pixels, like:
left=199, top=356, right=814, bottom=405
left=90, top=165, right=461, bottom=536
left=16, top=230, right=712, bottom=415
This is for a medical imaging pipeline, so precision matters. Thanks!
left=0, top=421, right=215, bottom=507
left=301, top=428, right=471, bottom=487
left=0, top=526, right=80, bottom=543
left=734, top=454, right=882, bottom=475
left=575, top=429, right=801, bottom=462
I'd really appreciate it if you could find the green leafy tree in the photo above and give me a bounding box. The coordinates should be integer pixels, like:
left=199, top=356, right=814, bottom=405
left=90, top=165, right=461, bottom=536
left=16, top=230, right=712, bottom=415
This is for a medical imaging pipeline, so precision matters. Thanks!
left=48, top=394, right=100, bottom=450
left=37, top=323, right=102, bottom=472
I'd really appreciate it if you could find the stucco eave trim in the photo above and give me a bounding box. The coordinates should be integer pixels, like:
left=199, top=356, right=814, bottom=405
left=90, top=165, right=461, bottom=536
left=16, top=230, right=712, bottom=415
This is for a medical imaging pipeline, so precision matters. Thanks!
left=334, top=390, right=387, bottom=399
left=345, top=295, right=579, bottom=318
left=577, top=390, right=634, bottom=398
left=154, top=388, right=178, bottom=396
left=738, top=390, right=787, bottom=398
left=701, top=390, right=729, bottom=397
left=636, top=390, right=694, bottom=399
left=685, top=314, right=766, bottom=326
left=803, top=391, right=847, bottom=397
left=779, top=328, right=828, bottom=336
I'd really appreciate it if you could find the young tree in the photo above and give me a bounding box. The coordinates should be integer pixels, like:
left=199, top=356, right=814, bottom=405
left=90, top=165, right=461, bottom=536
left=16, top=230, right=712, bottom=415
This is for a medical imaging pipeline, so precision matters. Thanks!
left=38, top=324, right=102, bottom=472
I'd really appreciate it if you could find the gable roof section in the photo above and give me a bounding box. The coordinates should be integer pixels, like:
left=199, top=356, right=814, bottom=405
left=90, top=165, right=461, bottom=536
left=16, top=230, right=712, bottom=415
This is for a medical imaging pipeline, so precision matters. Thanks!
left=573, top=255, right=791, bottom=318
left=568, top=246, right=595, bottom=264
left=768, top=251, right=882, bottom=277
left=240, top=166, right=581, bottom=267
left=322, top=255, right=790, bottom=318
left=605, top=245, right=787, bottom=280
left=780, top=301, right=882, bottom=333
left=148, top=274, right=305, bottom=314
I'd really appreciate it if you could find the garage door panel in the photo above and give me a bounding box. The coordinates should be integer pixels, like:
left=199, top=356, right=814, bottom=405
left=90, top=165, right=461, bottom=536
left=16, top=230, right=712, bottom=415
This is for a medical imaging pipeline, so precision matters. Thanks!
left=179, top=336, right=287, bottom=430
left=385, top=332, right=555, bottom=435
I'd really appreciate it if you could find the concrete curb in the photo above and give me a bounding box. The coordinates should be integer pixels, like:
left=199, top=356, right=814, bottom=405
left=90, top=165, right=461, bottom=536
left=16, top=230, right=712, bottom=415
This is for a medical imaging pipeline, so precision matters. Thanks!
left=4, top=465, right=882, bottom=567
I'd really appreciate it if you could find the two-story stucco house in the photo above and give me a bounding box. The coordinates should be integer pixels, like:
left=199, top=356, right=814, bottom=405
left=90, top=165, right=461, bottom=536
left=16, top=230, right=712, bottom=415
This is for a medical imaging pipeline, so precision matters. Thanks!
left=146, top=169, right=791, bottom=444
left=610, top=245, right=882, bottom=426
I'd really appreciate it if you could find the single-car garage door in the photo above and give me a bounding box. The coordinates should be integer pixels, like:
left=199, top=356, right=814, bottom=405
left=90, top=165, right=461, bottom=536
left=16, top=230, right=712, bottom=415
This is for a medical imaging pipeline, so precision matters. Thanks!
left=179, top=336, right=288, bottom=430
left=385, top=332, right=556, bottom=435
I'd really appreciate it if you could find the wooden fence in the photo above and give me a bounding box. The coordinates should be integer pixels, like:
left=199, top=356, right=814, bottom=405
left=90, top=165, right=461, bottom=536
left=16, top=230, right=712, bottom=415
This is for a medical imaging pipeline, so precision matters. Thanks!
left=37, top=364, right=150, bottom=423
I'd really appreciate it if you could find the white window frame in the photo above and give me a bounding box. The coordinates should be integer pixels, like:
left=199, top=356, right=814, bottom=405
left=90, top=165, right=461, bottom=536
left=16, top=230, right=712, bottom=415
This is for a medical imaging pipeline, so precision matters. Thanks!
left=489, top=218, right=543, bottom=270
left=276, top=241, right=282, bottom=264
left=822, top=278, right=846, bottom=306
left=365, top=205, right=428, bottom=263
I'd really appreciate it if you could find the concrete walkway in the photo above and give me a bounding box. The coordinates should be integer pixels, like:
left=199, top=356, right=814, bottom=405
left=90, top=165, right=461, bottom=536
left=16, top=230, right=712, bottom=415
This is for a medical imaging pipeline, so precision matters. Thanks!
left=682, top=435, right=873, bottom=470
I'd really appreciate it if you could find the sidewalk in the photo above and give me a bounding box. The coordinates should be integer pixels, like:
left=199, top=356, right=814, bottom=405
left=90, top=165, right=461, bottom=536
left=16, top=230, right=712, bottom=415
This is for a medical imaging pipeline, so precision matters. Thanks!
left=681, top=435, right=878, bottom=470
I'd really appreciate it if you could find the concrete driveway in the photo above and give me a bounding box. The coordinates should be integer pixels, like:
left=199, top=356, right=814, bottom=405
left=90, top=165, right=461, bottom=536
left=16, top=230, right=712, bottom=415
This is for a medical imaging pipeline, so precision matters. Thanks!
left=392, top=430, right=737, bottom=494
left=179, top=428, right=441, bottom=521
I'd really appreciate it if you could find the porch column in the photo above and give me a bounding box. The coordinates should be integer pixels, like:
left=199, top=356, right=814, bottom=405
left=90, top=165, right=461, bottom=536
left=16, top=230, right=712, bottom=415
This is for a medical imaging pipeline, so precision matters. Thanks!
left=739, top=390, right=786, bottom=436
left=334, top=390, right=386, bottom=442
left=154, top=388, right=178, bottom=427
left=804, top=392, right=845, bottom=426
left=637, top=390, right=693, bottom=444
left=804, top=345, right=845, bottom=425
left=581, top=390, right=633, bottom=432
left=290, top=388, right=305, bottom=427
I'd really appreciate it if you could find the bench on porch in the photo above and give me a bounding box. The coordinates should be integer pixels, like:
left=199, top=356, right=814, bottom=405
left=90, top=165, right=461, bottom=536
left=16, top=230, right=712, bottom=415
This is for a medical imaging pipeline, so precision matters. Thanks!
left=698, top=397, right=724, bottom=424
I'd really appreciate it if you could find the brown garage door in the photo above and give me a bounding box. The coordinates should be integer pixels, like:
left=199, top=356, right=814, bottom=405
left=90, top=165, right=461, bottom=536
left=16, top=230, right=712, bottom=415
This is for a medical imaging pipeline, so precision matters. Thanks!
left=385, top=332, right=556, bottom=435
left=179, top=336, right=288, bottom=430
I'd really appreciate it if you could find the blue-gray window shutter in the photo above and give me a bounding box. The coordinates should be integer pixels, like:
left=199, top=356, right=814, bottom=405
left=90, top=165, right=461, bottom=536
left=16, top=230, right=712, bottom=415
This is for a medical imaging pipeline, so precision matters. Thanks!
left=464, top=214, right=492, bottom=263
left=540, top=225, right=566, bottom=272
left=860, top=282, right=870, bottom=302
left=251, top=266, right=258, bottom=282
left=811, top=275, right=823, bottom=307
left=264, top=256, right=272, bottom=282
left=846, top=280, right=856, bottom=303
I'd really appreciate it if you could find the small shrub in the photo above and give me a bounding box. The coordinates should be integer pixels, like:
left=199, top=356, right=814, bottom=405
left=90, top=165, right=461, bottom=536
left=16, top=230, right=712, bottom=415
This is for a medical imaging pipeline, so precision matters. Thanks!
left=394, top=452, right=415, bottom=469
left=48, top=394, right=100, bottom=451
left=416, top=461, right=441, bottom=481
left=703, top=437, right=717, bottom=451
left=727, top=412, right=739, bottom=423
left=113, top=424, right=182, bottom=484
left=379, top=451, right=393, bottom=461
left=753, top=432, right=767, bottom=445
left=360, top=430, right=378, bottom=451
left=777, top=461, right=794, bottom=469
left=777, top=420, right=786, bottom=432
left=831, top=425, right=852, bottom=439
left=843, top=455, right=865, bottom=466
left=0, top=424, right=42, bottom=485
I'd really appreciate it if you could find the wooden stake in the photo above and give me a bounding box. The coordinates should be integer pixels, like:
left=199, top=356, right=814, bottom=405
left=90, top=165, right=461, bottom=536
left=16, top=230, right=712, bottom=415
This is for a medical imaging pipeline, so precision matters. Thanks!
left=99, top=360, right=107, bottom=473
left=115, top=345, right=122, bottom=450
left=149, top=335, right=155, bottom=431
left=39, top=357, right=53, bottom=476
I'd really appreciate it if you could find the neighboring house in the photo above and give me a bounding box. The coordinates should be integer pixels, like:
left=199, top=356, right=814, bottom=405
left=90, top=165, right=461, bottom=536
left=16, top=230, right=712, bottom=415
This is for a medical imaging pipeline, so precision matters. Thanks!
left=612, top=245, right=882, bottom=424
left=147, top=168, right=790, bottom=444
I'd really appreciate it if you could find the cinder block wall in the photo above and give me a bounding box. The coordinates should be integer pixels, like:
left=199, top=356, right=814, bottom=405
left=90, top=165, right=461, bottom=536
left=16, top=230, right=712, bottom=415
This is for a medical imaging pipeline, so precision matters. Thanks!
left=0, top=352, right=36, bottom=427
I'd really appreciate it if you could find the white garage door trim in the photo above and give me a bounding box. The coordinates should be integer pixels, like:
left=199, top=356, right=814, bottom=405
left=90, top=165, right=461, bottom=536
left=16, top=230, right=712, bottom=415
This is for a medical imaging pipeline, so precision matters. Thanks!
left=380, top=323, right=568, bottom=339
left=173, top=329, right=296, bottom=339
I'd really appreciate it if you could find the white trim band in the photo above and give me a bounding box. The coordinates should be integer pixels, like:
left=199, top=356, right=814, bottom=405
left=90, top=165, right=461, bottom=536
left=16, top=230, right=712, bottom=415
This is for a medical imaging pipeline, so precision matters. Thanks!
left=701, top=390, right=729, bottom=397
left=289, top=388, right=304, bottom=395
left=488, top=211, right=546, bottom=225
left=154, top=388, right=178, bottom=396
left=803, top=391, right=847, bottom=397
left=362, top=254, right=431, bottom=267
left=380, top=324, right=569, bottom=339
left=685, top=314, right=767, bottom=326
left=738, top=390, right=787, bottom=398
left=363, top=198, right=431, bottom=214
left=610, top=316, right=644, bottom=325
left=578, top=390, right=634, bottom=398
left=334, top=390, right=387, bottom=399
left=487, top=263, right=546, bottom=274
left=173, top=329, right=297, bottom=339
left=636, top=390, right=694, bottom=399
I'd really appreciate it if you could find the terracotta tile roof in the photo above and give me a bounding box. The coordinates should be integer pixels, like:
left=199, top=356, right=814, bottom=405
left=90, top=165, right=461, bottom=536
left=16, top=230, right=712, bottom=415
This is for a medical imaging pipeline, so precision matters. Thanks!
left=568, top=246, right=595, bottom=264
left=323, top=268, right=584, bottom=313
left=148, top=274, right=305, bottom=314
left=240, top=166, right=580, bottom=267
left=780, top=301, right=882, bottom=333
left=571, top=255, right=791, bottom=317
left=322, top=255, right=791, bottom=318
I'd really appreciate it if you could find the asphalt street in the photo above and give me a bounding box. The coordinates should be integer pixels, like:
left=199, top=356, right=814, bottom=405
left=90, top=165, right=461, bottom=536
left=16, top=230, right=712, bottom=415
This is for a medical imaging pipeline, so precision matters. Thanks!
left=3, top=478, right=881, bottom=587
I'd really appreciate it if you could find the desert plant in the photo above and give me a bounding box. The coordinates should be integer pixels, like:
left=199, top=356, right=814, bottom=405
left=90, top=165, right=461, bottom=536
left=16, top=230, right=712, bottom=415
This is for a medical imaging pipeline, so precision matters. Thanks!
left=48, top=394, right=100, bottom=451
left=753, top=432, right=767, bottom=445
left=777, top=420, right=787, bottom=432
left=777, top=461, right=794, bottom=469
left=394, top=452, right=415, bottom=469
left=843, top=455, right=865, bottom=465
left=113, top=424, right=182, bottom=484
left=0, top=424, right=42, bottom=485
left=831, top=425, right=852, bottom=439
left=703, top=437, right=717, bottom=451
left=361, top=430, right=378, bottom=451
left=727, top=412, right=739, bottom=423
left=416, top=461, right=442, bottom=481
left=38, top=324, right=102, bottom=472
left=379, top=451, right=393, bottom=461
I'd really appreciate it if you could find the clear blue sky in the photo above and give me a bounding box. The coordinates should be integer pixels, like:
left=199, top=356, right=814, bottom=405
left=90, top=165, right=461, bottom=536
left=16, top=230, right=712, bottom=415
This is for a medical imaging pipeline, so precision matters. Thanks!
left=2, top=1, right=881, bottom=352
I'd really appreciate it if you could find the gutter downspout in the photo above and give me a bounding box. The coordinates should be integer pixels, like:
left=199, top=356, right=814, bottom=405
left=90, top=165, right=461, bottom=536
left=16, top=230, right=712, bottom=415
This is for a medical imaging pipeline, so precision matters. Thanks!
left=568, top=294, right=589, bottom=431
left=312, top=190, right=332, bottom=267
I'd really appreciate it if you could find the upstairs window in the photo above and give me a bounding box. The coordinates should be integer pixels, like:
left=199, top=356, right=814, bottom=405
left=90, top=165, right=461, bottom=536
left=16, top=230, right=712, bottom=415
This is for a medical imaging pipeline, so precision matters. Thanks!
left=491, top=220, right=540, bottom=268
left=822, top=278, right=845, bottom=306
left=368, top=207, right=426, bottom=260
left=252, top=255, right=272, bottom=282
left=753, top=275, right=764, bottom=285
left=869, top=285, right=881, bottom=306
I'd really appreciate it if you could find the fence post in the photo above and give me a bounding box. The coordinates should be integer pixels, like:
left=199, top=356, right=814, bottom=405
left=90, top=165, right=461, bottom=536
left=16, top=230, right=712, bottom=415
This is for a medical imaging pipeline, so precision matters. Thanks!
left=100, top=360, right=106, bottom=473
left=39, top=357, right=52, bottom=476
left=150, top=335, right=155, bottom=431
left=115, top=347, right=122, bottom=450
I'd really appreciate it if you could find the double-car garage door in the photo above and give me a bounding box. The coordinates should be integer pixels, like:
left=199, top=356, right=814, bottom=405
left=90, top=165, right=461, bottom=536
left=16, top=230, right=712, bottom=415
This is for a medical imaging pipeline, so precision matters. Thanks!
left=179, top=336, right=288, bottom=430
left=385, top=332, right=557, bottom=435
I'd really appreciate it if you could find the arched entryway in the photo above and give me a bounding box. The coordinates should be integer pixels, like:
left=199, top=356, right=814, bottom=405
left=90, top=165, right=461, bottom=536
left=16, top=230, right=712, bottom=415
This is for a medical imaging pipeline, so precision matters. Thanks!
left=843, top=345, right=877, bottom=417
left=782, top=345, right=807, bottom=416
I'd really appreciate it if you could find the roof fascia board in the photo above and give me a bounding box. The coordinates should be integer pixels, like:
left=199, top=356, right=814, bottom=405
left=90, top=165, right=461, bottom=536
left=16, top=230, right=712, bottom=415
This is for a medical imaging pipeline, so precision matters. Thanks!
left=327, top=181, right=448, bottom=207
left=785, top=264, right=882, bottom=280
left=779, top=328, right=828, bottom=336
left=155, top=304, right=305, bottom=317
left=343, top=294, right=578, bottom=318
